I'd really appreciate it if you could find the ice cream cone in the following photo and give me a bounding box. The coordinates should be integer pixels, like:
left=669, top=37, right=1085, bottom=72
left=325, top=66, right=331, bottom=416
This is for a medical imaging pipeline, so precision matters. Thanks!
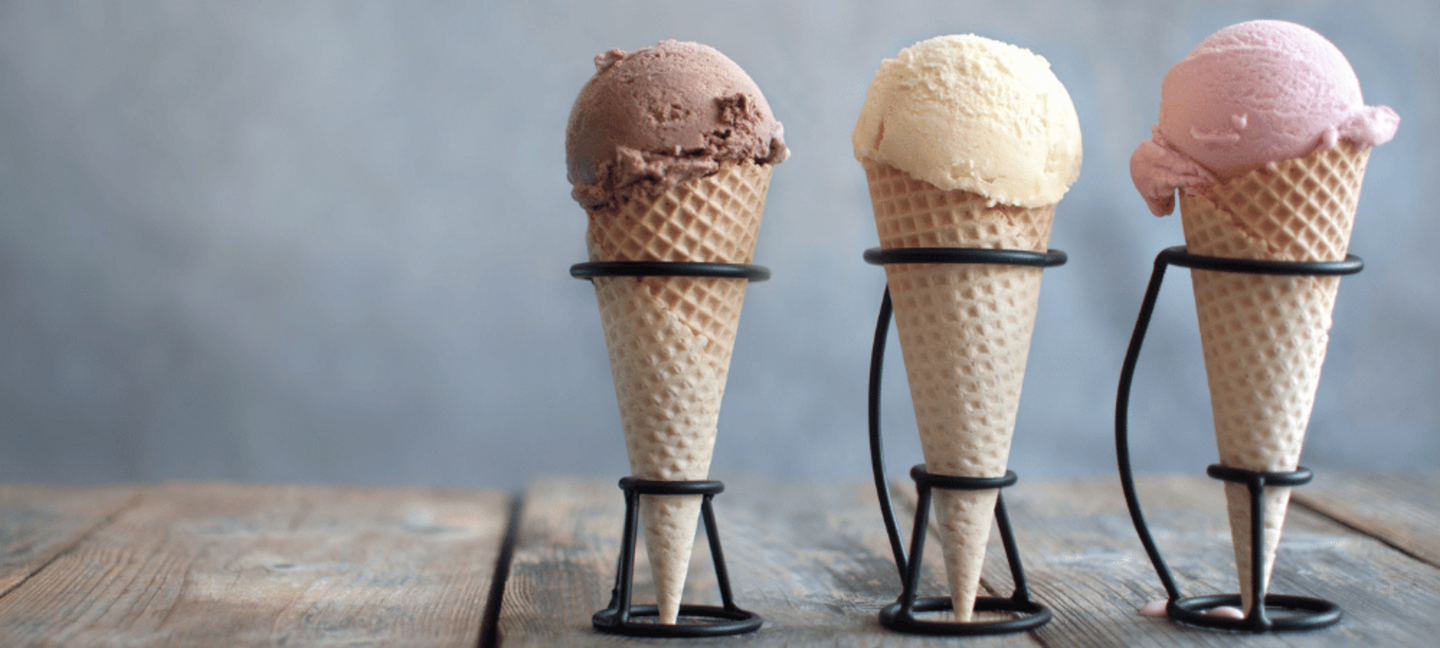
left=585, top=160, right=771, bottom=624
left=1179, top=142, right=1369, bottom=613
left=863, top=159, right=1054, bottom=621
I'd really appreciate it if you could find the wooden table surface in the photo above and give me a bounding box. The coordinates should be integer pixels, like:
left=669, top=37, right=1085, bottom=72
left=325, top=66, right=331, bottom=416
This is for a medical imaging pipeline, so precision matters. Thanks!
left=1, top=471, right=1434, bottom=647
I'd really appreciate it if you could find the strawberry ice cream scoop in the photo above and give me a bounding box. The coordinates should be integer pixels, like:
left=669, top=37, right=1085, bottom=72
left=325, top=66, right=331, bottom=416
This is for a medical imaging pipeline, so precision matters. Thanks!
left=1131, top=20, right=1398, bottom=216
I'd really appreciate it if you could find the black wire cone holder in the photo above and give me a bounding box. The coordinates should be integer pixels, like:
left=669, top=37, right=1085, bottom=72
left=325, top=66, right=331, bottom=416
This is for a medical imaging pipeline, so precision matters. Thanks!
left=572, top=259, right=767, bottom=638
left=1115, top=245, right=1360, bottom=633
left=589, top=478, right=764, bottom=637
left=864, top=246, right=1064, bottom=635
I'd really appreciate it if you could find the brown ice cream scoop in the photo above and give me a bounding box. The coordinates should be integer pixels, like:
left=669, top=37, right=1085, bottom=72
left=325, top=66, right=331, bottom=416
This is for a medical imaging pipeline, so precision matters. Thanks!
left=565, top=40, right=787, bottom=211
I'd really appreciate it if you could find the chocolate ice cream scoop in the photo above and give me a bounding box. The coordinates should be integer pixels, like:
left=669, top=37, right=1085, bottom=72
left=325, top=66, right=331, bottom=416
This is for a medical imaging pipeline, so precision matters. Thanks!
left=566, top=40, right=787, bottom=210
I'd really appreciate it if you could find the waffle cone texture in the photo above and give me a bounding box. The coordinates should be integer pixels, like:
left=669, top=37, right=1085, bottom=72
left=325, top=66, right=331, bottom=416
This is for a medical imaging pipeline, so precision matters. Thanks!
left=862, top=159, right=1055, bottom=621
left=1179, top=142, right=1369, bottom=613
left=585, top=160, right=771, bottom=624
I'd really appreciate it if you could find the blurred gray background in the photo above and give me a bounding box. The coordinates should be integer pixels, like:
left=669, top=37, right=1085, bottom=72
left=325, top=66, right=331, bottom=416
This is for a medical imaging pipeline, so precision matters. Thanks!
left=2, top=0, right=1435, bottom=488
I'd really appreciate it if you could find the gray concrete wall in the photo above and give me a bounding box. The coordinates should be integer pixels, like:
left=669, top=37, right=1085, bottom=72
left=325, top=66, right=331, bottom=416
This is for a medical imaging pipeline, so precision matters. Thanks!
left=2, top=0, right=1435, bottom=487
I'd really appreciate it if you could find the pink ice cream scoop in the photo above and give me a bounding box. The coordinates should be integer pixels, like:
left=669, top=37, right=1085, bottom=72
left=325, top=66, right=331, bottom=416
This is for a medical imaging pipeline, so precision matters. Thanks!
left=1131, top=20, right=1399, bottom=216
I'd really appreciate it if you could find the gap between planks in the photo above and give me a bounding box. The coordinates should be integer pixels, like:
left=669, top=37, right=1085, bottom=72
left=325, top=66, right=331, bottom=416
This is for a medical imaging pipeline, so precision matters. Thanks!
left=0, top=486, right=147, bottom=602
left=477, top=491, right=524, bottom=648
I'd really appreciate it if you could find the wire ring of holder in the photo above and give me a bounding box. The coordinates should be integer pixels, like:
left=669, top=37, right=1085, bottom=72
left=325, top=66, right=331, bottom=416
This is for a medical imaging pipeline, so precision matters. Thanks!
left=863, top=247, right=1067, bottom=268
left=570, top=261, right=770, bottom=281
left=617, top=477, right=725, bottom=496
left=593, top=605, right=763, bottom=638
left=911, top=465, right=1018, bottom=491
left=880, top=596, right=1052, bottom=636
left=1157, top=246, right=1362, bottom=276
left=1168, top=594, right=1342, bottom=632
left=1206, top=465, right=1314, bottom=488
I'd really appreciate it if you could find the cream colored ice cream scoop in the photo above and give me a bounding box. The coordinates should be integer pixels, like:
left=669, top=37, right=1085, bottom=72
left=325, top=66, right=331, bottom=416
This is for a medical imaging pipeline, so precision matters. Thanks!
left=852, top=34, right=1081, bottom=209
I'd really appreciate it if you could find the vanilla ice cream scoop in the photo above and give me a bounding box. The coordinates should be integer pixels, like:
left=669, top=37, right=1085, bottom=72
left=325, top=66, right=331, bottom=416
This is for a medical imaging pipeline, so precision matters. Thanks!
left=1130, top=20, right=1398, bottom=216
left=851, top=34, right=1082, bottom=208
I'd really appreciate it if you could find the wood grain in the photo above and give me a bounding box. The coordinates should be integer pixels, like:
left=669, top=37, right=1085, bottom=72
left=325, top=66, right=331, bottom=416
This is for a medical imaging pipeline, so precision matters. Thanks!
left=1, top=473, right=1432, bottom=647
left=934, top=473, right=1440, bottom=648
left=1291, top=470, right=1440, bottom=568
left=0, top=485, right=142, bottom=599
left=498, top=475, right=1042, bottom=647
left=0, top=482, right=511, bottom=648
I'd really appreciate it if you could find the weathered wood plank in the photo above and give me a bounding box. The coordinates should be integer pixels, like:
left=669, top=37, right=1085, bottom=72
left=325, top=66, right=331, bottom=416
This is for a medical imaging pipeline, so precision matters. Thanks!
left=946, top=474, right=1440, bottom=647
left=0, top=482, right=511, bottom=647
left=498, top=475, right=1043, bottom=647
left=0, top=485, right=142, bottom=599
left=1291, top=470, right=1440, bottom=568
left=5, top=474, right=1426, bottom=646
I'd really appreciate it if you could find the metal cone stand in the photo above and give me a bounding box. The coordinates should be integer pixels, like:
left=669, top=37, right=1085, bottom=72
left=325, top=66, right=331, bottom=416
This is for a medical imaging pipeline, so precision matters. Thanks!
left=571, top=260, right=767, bottom=638
left=864, top=247, right=1064, bottom=635
left=1114, top=245, right=1358, bottom=632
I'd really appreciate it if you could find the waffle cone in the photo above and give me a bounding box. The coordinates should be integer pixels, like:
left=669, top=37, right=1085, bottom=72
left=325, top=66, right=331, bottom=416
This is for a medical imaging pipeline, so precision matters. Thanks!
left=585, top=160, right=771, bottom=624
left=1179, top=143, right=1369, bottom=613
left=862, top=160, right=1054, bottom=621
